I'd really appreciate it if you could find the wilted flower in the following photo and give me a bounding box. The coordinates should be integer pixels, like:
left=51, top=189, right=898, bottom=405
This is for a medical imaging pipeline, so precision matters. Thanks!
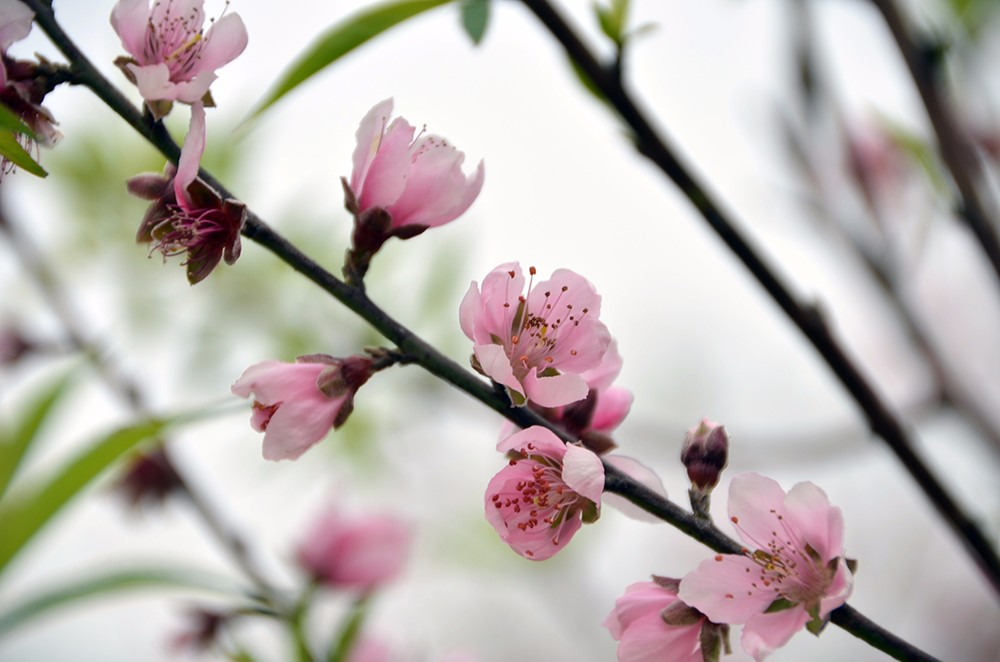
left=485, top=426, right=604, bottom=560
left=298, top=508, right=411, bottom=591
left=110, top=0, right=248, bottom=117
left=231, top=355, right=374, bottom=461
left=679, top=473, right=855, bottom=660
left=343, top=98, right=484, bottom=280
left=113, top=445, right=183, bottom=509
left=460, top=263, right=611, bottom=408
left=127, top=104, right=246, bottom=284
left=604, top=578, right=729, bottom=662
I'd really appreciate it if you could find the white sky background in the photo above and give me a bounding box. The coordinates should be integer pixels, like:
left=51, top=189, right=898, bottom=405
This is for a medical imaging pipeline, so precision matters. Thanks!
left=0, top=0, right=999, bottom=660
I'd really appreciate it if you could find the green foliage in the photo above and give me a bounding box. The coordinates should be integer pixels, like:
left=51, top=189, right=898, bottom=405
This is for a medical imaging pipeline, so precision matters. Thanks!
left=0, top=566, right=240, bottom=637
left=250, top=0, right=455, bottom=119
left=0, top=104, right=46, bottom=177
left=0, top=411, right=197, bottom=577
left=0, top=368, right=77, bottom=498
left=594, top=0, right=630, bottom=47
left=460, top=0, right=490, bottom=45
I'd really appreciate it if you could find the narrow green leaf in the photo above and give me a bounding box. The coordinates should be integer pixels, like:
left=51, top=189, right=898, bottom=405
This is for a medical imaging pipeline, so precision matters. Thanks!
left=0, top=414, right=186, bottom=576
left=0, top=105, right=33, bottom=136
left=0, top=369, right=77, bottom=498
left=460, top=0, right=490, bottom=45
left=250, top=0, right=454, bottom=119
left=0, top=130, right=47, bottom=177
left=0, top=566, right=240, bottom=637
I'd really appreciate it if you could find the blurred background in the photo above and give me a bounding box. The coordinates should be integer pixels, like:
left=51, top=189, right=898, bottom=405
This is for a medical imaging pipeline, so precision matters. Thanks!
left=0, top=0, right=998, bottom=660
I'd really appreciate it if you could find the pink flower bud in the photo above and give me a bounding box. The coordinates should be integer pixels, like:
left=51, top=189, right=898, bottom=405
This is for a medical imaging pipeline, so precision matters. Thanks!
left=297, top=509, right=411, bottom=592
left=231, top=355, right=374, bottom=461
left=680, top=418, right=729, bottom=494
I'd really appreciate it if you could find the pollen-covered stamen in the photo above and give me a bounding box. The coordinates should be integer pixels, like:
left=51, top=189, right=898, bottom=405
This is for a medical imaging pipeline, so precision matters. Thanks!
left=148, top=205, right=228, bottom=262
left=143, top=0, right=232, bottom=80
left=730, top=511, right=830, bottom=603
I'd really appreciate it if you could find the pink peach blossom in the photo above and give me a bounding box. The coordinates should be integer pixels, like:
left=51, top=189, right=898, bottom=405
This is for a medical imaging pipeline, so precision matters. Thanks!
left=679, top=473, right=854, bottom=660
left=231, top=356, right=373, bottom=461
left=485, top=426, right=603, bottom=560
left=349, top=98, right=484, bottom=230
left=0, top=0, right=33, bottom=88
left=298, top=509, right=411, bottom=591
left=603, top=580, right=711, bottom=662
left=110, top=0, right=247, bottom=109
left=461, top=263, right=611, bottom=408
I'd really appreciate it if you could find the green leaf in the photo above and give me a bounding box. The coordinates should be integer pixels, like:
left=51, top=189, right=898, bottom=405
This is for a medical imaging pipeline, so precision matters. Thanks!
left=460, top=0, right=490, bottom=45
left=327, top=594, right=371, bottom=662
left=0, top=413, right=190, bottom=577
left=0, top=369, right=77, bottom=498
left=0, top=105, right=33, bottom=136
left=0, top=566, right=240, bottom=637
left=0, top=130, right=47, bottom=177
left=250, top=0, right=454, bottom=119
left=594, top=0, right=630, bottom=45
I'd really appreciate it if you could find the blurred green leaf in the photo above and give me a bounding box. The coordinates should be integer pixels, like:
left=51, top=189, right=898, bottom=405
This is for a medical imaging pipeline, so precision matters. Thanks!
left=0, top=410, right=204, bottom=577
left=249, top=0, right=454, bottom=119
left=0, top=566, right=241, bottom=637
left=0, top=130, right=47, bottom=177
left=0, top=369, right=77, bottom=498
left=595, top=0, right=630, bottom=45
left=0, top=105, right=33, bottom=136
left=569, top=58, right=607, bottom=105
left=460, top=0, right=490, bottom=45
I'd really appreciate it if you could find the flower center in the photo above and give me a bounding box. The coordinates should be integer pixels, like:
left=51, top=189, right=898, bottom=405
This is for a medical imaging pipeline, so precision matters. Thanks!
left=144, top=0, right=231, bottom=80
left=501, top=267, right=588, bottom=377
left=730, top=511, right=830, bottom=605
left=149, top=204, right=228, bottom=261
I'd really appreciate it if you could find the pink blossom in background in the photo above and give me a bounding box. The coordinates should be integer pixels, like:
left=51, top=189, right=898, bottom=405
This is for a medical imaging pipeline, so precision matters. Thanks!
left=485, top=426, right=604, bottom=560
left=349, top=98, right=484, bottom=230
left=0, top=0, right=33, bottom=87
left=603, top=580, right=708, bottom=662
left=110, top=0, right=248, bottom=110
left=461, top=263, right=611, bottom=408
left=679, top=473, right=855, bottom=660
left=298, top=509, right=411, bottom=592
left=231, top=356, right=373, bottom=461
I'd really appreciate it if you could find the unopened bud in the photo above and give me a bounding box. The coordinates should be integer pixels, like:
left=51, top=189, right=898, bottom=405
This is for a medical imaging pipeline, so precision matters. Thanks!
left=680, top=418, right=729, bottom=494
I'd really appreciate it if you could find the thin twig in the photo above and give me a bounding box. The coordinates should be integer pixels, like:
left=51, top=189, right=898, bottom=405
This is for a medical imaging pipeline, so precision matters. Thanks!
left=515, top=0, right=1000, bottom=596
left=869, top=0, right=1000, bottom=287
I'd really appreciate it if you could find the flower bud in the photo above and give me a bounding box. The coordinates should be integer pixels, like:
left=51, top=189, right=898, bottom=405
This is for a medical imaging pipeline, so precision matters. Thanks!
left=680, top=418, right=729, bottom=494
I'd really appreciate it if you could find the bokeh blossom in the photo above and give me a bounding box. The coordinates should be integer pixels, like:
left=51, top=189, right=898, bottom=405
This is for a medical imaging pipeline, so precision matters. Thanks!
left=343, top=98, right=484, bottom=280
left=485, top=426, right=603, bottom=560
left=110, top=0, right=248, bottom=116
left=604, top=578, right=729, bottom=662
left=679, top=473, right=855, bottom=660
left=461, top=263, right=611, bottom=408
left=231, top=355, right=374, bottom=461
left=298, top=508, right=411, bottom=592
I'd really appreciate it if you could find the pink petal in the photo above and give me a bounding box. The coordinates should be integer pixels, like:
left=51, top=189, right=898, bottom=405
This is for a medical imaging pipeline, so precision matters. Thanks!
left=679, top=554, right=775, bottom=624
left=171, top=70, right=218, bottom=105
left=110, top=0, right=150, bottom=60
left=590, top=386, right=633, bottom=432
left=458, top=280, right=482, bottom=341
left=196, top=13, right=248, bottom=74
left=260, top=396, right=343, bottom=461
left=473, top=343, right=522, bottom=398
left=727, top=473, right=789, bottom=549
left=355, top=117, right=414, bottom=211
left=601, top=455, right=667, bottom=523
left=230, top=360, right=323, bottom=404
left=783, top=481, right=843, bottom=562
left=350, top=98, right=394, bottom=193
left=175, top=101, right=207, bottom=203
left=741, top=606, right=810, bottom=661
left=580, top=339, right=624, bottom=392
left=496, top=425, right=565, bottom=458
left=522, top=368, right=589, bottom=407
left=129, top=62, right=176, bottom=101
left=562, top=444, right=604, bottom=504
